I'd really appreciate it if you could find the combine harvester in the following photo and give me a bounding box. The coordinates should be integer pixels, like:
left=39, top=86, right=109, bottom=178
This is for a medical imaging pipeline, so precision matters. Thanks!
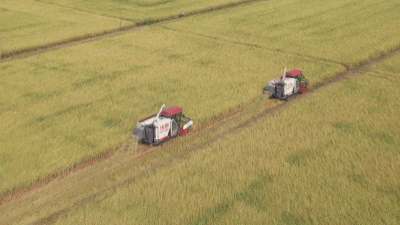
left=132, top=104, right=193, bottom=146
left=264, top=68, right=309, bottom=101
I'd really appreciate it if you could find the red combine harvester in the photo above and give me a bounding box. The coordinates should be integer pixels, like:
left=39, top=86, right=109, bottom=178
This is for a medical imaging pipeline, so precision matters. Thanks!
left=264, top=68, right=309, bottom=101
left=132, top=104, right=193, bottom=145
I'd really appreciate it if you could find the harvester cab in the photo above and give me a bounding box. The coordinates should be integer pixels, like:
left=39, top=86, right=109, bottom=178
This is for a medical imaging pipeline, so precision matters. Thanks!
left=264, top=68, right=309, bottom=101
left=132, top=104, right=193, bottom=145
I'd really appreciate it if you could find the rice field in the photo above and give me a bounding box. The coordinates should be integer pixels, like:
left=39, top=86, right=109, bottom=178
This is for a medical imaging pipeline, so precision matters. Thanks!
left=0, top=0, right=133, bottom=57
left=54, top=53, right=400, bottom=224
left=1, top=0, right=400, bottom=223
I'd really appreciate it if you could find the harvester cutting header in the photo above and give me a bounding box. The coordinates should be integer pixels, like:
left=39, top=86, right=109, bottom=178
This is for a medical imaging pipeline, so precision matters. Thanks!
left=132, top=104, right=193, bottom=145
left=264, top=68, right=309, bottom=101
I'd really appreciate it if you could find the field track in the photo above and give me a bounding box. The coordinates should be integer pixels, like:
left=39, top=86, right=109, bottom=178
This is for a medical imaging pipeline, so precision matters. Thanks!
left=1, top=38, right=399, bottom=224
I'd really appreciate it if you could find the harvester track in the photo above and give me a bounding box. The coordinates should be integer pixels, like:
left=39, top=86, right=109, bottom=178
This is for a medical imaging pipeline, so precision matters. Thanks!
left=1, top=30, right=399, bottom=225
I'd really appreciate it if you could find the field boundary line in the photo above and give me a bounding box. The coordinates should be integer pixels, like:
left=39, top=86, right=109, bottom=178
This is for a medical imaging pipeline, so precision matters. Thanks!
left=25, top=45, right=400, bottom=225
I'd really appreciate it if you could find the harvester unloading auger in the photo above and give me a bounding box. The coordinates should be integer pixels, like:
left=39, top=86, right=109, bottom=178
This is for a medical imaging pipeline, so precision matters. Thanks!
left=132, top=104, right=193, bottom=146
left=264, top=68, right=309, bottom=101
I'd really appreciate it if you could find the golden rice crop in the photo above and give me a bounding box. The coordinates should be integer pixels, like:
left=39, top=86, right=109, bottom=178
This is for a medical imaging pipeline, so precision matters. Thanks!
left=54, top=55, right=400, bottom=225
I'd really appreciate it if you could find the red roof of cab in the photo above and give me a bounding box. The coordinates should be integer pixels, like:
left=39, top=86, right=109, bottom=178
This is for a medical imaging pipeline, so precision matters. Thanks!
left=161, top=107, right=183, bottom=117
left=285, top=70, right=303, bottom=77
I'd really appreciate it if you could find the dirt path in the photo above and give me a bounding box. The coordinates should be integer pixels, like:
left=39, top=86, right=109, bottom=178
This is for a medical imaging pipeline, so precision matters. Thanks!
left=0, top=44, right=398, bottom=224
